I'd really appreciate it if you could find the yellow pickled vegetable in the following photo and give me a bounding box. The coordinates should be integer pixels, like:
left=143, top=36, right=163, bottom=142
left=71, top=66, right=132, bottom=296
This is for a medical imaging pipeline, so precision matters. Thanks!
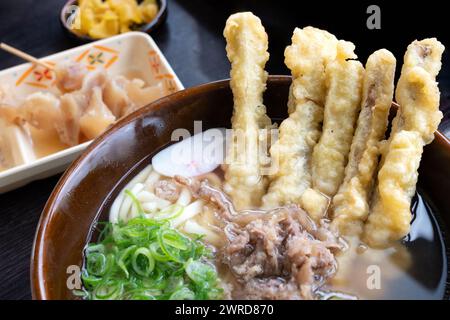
left=140, top=0, right=159, bottom=22
left=71, top=0, right=159, bottom=39
left=88, top=10, right=120, bottom=39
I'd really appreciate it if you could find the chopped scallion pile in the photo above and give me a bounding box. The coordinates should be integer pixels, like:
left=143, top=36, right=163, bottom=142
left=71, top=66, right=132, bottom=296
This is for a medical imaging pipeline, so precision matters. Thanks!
left=78, top=216, right=223, bottom=300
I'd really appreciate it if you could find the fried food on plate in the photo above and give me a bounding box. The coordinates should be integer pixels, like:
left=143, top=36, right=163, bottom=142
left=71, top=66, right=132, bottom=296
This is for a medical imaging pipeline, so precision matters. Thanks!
left=364, top=38, right=445, bottom=247
left=262, top=27, right=338, bottom=209
left=222, top=12, right=272, bottom=210
left=79, top=87, right=116, bottom=140
left=332, top=49, right=396, bottom=235
left=311, top=41, right=364, bottom=198
left=0, top=118, right=36, bottom=171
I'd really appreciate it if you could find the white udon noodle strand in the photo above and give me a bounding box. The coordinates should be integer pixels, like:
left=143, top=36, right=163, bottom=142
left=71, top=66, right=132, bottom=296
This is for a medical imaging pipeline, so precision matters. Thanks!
left=176, top=187, right=192, bottom=206
left=114, top=182, right=144, bottom=222
left=109, top=163, right=220, bottom=246
left=129, top=187, right=146, bottom=220
left=109, top=191, right=125, bottom=224
left=138, top=191, right=171, bottom=211
left=144, top=170, right=161, bottom=193
left=171, top=199, right=204, bottom=227
left=109, top=164, right=154, bottom=223
left=184, top=220, right=223, bottom=246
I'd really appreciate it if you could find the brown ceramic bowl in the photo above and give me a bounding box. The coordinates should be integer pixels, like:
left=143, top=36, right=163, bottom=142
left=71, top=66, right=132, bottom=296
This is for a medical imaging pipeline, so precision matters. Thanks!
left=31, top=76, right=450, bottom=299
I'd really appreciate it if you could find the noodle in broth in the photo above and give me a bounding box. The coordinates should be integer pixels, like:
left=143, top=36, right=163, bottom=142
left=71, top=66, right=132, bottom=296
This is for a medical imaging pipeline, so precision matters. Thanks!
left=102, top=161, right=447, bottom=300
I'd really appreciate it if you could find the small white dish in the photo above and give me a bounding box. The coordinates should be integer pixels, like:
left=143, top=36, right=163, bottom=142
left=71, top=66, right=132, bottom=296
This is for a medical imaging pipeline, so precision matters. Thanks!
left=0, top=32, right=183, bottom=193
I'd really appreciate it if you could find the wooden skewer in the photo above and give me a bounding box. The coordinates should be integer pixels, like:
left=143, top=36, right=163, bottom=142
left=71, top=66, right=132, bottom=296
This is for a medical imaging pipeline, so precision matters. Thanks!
left=0, top=43, right=54, bottom=70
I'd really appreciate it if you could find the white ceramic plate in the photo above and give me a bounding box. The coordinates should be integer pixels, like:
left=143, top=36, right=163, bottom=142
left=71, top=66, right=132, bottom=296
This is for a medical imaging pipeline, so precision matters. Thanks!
left=0, top=32, right=183, bottom=193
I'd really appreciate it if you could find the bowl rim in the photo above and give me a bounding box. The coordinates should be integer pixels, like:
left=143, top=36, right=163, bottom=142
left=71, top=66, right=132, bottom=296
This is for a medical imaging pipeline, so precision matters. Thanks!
left=60, top=0, right=168, bottom=42
left=30, top=75, right=450, bottom=299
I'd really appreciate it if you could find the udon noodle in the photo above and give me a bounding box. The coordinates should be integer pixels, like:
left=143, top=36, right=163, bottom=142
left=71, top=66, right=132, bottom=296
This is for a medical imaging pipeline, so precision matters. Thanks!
left=110, top=165, right=224, bottom=247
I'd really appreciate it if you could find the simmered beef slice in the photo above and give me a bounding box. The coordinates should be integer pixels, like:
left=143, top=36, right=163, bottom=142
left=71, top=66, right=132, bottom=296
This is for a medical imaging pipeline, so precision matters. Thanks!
left=154, top=179, right=181, bottom=202
left=175, top=176, right=343, bottom=300
left=223, top=206, right=339, bottom=300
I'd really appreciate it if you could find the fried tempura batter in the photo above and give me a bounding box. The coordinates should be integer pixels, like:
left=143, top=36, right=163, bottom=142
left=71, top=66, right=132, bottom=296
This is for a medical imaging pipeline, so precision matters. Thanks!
left=311, top=41, right=364, bottom=198
left=223, top=12, right=272, bottom=210
left=393, top=40, right=445, bottom=143
left=364, top=131, right=423, bottom=246
left=364, top=39, right=444, bottom=247
left=332, top=50, right=396, bottom=235
left=285, top=27, right=339, bottom=111
left=262, top=27, right=338, bottom=209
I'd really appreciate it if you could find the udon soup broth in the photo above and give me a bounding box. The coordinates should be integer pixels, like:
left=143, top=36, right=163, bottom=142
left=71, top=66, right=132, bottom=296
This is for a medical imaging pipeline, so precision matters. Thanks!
left=84, top=142, right=447, bottom=300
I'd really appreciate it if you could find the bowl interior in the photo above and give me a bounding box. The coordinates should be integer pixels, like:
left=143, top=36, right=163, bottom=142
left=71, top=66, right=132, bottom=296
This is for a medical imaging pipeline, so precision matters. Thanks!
left=31, top=76, right=450, bottom=299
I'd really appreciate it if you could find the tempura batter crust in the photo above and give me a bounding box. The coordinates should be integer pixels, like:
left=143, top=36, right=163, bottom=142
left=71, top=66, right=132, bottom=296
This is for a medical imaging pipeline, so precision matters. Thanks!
left=311, top=41, right=364, bottom=198
left=223, top=12, right=272, bottom=210
left=364, top=131, right=422, bottom=246
left=332, top=50, right=396, bottom=235
left=262, top=27, right=338, bottom=208
left=364, top=39, right=444, bottom=247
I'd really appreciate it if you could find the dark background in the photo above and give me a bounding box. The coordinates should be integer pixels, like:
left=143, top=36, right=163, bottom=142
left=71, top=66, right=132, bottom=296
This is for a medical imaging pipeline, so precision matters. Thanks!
left=0, top=0, right=449, bottom=299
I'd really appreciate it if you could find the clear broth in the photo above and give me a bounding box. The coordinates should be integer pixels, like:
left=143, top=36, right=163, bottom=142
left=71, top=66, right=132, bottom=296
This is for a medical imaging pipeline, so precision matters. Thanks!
left=330, top=193, right=447, bottom=299
left=90, top=154, right=449, bottom=300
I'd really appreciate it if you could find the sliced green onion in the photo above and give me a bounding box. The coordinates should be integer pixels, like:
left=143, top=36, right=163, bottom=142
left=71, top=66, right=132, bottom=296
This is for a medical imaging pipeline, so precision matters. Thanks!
left=169, top=287, right=195, bottom=300
left=85, top=243, right=105, bottom=254
left=165, top=276, right=184, bottom=293
left=81, top=270, right=102, bottom=288
left=116, top=245, right=137, bottom=278
left=155, top=204, right=184, bottom=221
left=160, top=229, right=190, bottom=250
left=158, top=233, right=182, bottom=262
left=142, top=268, right=167, bottom=290
left=127, top=289, right=157, bottom=300
left=149, top=242, right=171, bottom=262
left=93, top=280, right=123, bottom=300
left=86, top=252, right=107, bottom=276
left=72, top=289, right=90, bottom=299
left=157, top=228, right=193, bottom=263
left=122, top=224, right=150, bottom=240
left=125, top=189, right=144, bottom=215
left=128, top=217, right=160, bottom=227
left=205, top=287, right=224, bottom=300
left=81, top=216, right=223, bottom=300
left=97, top=223, right=112, bottom=242
left=185, top=258, right=217, bottom=286
left=132, top=247, right=155, bottom=277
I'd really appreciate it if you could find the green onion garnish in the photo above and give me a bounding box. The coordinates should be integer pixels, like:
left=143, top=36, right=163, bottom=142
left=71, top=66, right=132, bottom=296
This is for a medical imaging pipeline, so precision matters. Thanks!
left=80, top=216, right=223, bottom=300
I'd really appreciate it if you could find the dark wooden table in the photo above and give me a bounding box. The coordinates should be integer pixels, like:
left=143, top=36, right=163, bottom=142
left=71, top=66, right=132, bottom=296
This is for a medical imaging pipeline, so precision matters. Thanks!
left=0, top=0, right=449, bottom=300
